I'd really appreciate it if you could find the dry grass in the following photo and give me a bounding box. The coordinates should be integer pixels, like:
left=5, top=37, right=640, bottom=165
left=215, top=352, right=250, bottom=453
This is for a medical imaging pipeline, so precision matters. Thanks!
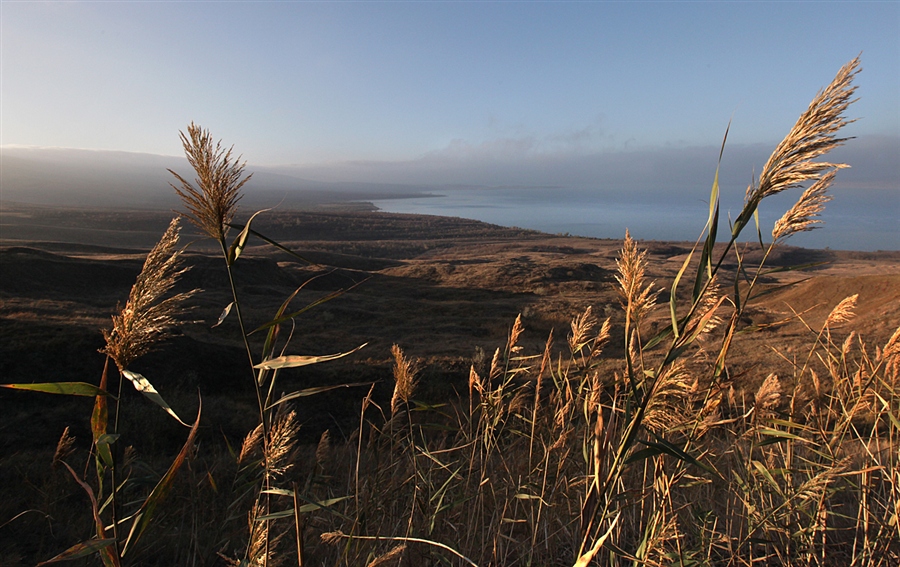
left=292, top=302, right=896, bottom=566
left=4, top=56, right=896, bottom=567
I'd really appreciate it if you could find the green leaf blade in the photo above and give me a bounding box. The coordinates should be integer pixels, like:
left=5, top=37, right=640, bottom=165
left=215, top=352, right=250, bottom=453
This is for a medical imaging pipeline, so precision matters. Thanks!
left=122, top=397, right=201, bottom=556
left=2, top=382, right=112, bottom=397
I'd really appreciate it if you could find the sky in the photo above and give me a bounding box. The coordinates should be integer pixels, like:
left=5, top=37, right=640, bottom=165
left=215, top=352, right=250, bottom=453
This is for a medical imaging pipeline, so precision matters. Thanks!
left=1, top=1, right=898, bottom=249
left=2, top=1, right=898, bottom=164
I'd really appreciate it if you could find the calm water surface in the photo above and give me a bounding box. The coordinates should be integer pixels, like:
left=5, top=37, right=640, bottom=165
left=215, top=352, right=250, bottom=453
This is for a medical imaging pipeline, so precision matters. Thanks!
left=373, top=187, right=898, bottom=251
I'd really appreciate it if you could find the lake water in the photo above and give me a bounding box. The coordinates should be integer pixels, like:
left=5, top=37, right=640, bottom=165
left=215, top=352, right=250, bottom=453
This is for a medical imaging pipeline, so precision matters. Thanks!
left=372, top=186, right=899, bottom=251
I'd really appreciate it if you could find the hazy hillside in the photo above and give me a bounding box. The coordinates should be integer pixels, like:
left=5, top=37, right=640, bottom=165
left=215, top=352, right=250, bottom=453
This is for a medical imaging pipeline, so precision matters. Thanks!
left=0, top=147, right=435, bottom=209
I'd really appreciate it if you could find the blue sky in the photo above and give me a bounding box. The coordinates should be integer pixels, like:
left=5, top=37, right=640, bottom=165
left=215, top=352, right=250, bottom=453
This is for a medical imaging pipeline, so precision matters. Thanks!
left=2, top=1, right=898, bottom=169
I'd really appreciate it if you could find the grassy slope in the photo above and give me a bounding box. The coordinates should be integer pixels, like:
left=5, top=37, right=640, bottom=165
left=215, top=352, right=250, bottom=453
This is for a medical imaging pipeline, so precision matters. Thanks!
left=1, top=205, right=898, bottom=566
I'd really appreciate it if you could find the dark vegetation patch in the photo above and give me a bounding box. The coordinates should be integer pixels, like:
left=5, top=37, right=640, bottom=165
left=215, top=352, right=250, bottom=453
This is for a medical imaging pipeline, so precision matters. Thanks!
left=0, top=247, right=142, bottom=300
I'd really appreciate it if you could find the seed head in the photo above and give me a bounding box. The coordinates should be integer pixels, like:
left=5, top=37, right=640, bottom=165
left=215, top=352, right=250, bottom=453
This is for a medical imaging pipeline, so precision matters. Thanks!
left=170, top=123, right=251, bottom=242
left=616, top=230, right=658, bottom=326
left=102, top=218, right=196, bottom=370
left=825, top=294, right=858, bottom=326
left=750, top=57, right=859, bottom=205
left=772, top=170, right=835, bottom=242
left=390, top=344, right=419, bottom=415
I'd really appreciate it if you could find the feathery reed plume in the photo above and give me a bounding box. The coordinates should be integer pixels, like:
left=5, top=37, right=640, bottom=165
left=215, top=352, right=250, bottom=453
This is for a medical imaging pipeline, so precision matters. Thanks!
left=238, top=423, right=263, bottom=466
left=52, top=426, right=75, bottom=468
left=799, top=457, right=850, bottom=501
left=507, top=387, right=529, bottom=415
left=170, top=122, right=251, bottom=242
left=640, top=513, right=680, bottom=567
left=508, top=313, right=525, bottom=354
left=315, top=429, right=332, bottom=473
left=488, top=347, right=503, bottom=383
left=616, top=230, right=657, bottom=326
left=810, top=367, right=823, bottom=401
left=468, top=365, right=482, bottom=399
left=586, top=370, right=602, bottom=416
left=754, top=373, right=782, bottom=416
left=320, top=531, right=344, bottom=545
left=683, top=276, right=724, bottom=340
left=366, top=544, right=407, bottom=567
left=643, top=361, right=693, bottom=433
left=772, top=170, right=835, bottom=242
left=220, top=504, right=284, bottom=567
left=265, top=405, right=299, bottom=479
left=883, top=326, right=900, bottom=380
left=245, top=503, right=286, bottom=567
left=695, top=388, right=723, bottom=438
left=590, top=317, right=612, bottom=359
left=825, top=293, right=858, bottom=326
left=841, top=331, right=857, bottom=358
left=749, top=57, right=859, bottom=206
left=102, top=217, right=196, bottom=370
left=569, top=306, right=597, bottom=357
left=390, top=344, right=419, bottom=416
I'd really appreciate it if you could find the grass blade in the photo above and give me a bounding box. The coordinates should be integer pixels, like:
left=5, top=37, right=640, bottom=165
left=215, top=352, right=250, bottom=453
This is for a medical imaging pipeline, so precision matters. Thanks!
left=226, top=222, right=315, bottom=266
left=227, top=208, right=270, bottom=265
left=122, top=397, right=201, bottom=556
left=692, top=123, right=729, bottom=302
left=211, top=302, right=233, bottom=328
left=250, top=280, right=368, bottom=335
left=2, top=382, right=112, bottom=397
left=642, top=435, right=719, bottom=477
left=260, top=274, right=330, bottom=357
left=36, top=539, right=118, bottom=566
left=751, top=460, right=784, bottom=496
left=59, top=462, right=121, bottom=567
left=265, top=381, right=374, bottom=411
left=253, top=343, right=367, bottom=370
left=669, top=249, right=695, bottom=339
left=121, top=370, right=188, bottom=426
left=254, top=497, right=351, bottom=521
left=624, top=446, right=665, bottom=467
left=575, top=513, right=620, bottom=567
left=754, top=207, right=764, bottom=248
left=760, top=262, right=829, bottom=275
left=92, top=358, right=113, bottom=469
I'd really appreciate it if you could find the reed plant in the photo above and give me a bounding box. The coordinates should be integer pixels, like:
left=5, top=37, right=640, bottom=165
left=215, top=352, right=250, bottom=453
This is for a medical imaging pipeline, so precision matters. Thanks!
left=169, top=123, right=367, bottom=566
left=2, top=126, right=365, bottom=566
left=5, top=55, right=896, bottom=566
left=4, top=218, right=202, bottom=566
left=288, top=55, right=896, bottom=566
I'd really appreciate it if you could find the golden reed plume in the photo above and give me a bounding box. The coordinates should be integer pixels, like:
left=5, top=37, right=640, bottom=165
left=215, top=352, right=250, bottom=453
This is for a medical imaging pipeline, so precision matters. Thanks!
left=102, top=217, right=197, bottom=370
left=170, top=122, right=252, bottom=242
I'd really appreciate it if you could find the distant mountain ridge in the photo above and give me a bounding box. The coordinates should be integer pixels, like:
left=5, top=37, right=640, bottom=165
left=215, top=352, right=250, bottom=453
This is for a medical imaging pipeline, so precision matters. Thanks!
left=0, top=146, right=436, bottom=209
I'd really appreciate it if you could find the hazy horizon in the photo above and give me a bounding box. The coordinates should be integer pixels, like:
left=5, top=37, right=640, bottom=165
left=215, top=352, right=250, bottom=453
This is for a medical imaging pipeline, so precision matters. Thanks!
left=2, top=137, right=897, bottom=251
left=1, top=2, right=897, bottom=250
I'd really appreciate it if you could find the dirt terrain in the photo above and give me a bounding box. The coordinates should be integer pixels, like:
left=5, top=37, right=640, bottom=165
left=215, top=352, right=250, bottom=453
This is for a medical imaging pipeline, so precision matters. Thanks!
left=2, top=203, right=898, bottom=449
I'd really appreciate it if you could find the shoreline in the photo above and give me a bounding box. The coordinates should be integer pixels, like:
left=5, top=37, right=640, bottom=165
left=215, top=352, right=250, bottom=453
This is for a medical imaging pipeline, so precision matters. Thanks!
left=2, top=200, right=897, bottom=255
